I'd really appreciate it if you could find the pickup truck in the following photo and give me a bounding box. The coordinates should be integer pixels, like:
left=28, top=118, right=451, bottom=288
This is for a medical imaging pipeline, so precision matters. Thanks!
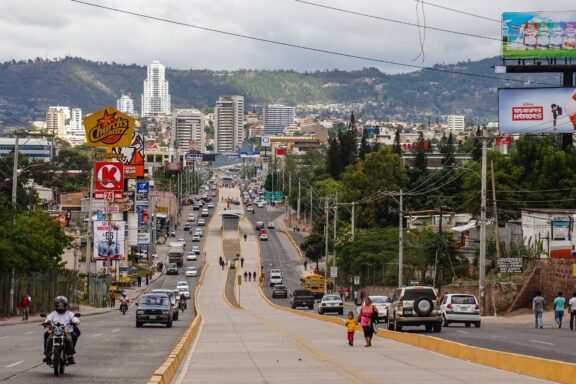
left=290, top=289, right=315, bottom=310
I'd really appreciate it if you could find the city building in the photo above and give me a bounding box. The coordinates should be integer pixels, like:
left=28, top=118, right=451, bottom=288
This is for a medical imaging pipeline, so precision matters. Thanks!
left=117, top=94, right=135, bottom=116
left=46, top=106, right=69, bottom=137
left=0, top=137, right=52, bottom=162
left=447, top=115, right=465, bottom=132
left=263, top=104, right=295, bottom=135
left=141, top=61, right=171, bottom=117
left=214, top=96, right=244, bottom=153
left=172, top=109, right=205, bottom=152
left=67, top=108, right=83, bottom=136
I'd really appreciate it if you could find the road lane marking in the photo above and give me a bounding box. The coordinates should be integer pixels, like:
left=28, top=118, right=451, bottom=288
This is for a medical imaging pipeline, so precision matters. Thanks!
left=93, top=333, right=103, bottom=337
left=5, top=360, right=24, bottom=368
left=529, top=339, right=554, bottom=346
left=112, top=329, right=120, bottom=333
left=456, top=330, right=470, bottom=334
left=0, top=336, right=8, bottom=339
left=25, top=330, right=35, bottom=334
left=490, top=335, right=502, bottom=338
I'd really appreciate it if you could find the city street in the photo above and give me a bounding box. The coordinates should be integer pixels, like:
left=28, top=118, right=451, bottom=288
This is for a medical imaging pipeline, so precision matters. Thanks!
left=0, top=203, right=213, bottom=383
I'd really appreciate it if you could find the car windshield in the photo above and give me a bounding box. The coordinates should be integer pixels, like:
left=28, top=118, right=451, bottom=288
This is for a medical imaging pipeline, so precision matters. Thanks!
left=140, top=296, right=169, bottom=306
left=370, top=296, right=391, bottom=304
left=402, top=289, right=436, bottom=301
left=294, top=290, right=311, bottom=295
left=452, top=296, right=476, bottom=305
left=178, top=287, right=188, bottom=292
left=274, top=286, right=286, bottom=290
left=152, top=290, right=173, bottom=299
left=324, top=295, right=341, bottom=301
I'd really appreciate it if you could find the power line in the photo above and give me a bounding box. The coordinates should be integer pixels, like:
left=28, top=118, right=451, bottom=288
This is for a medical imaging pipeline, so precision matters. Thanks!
left=413, top=0, right=501, bottom=23
left=294, top=0, right=500, bottom=41
left=70, top=0, right=554, bottom=86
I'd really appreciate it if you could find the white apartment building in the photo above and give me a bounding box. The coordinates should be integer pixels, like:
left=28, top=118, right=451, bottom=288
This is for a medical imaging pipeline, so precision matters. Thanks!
left=172, top=109, right=205, bottom=152
left=141, top=61, right=171, bottom=117
left=46, top=106, right=69, bottom=137
left=67, top=108, right=83, bottom=136
left=117, top=94, right=135, bottom=116
left=447, top=115, right=465, bottom=132
left=214, top=96, right=244, bottom=153
left=263, top=104, right=295, bottom=136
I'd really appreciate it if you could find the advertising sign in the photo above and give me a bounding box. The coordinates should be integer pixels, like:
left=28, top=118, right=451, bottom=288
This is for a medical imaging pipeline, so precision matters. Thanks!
left=83, top=106, right=135, bottom=148
left=136, top=204, right=150, bottom=228
left=165, top=162, right=183, bottom=171
left=498, top=88, right=576, bottom=134
left=93, top=191, right=124, bottom=201
left=186, top=152, right=203, bottom=162
left=93, top=220, right=126, bottom=260
left=94, top=162, right=124, bottom=191
left=330, top=266, right=338, bottom=278
left=111, top=131, right=145, bottom=178
left=497, top=258, right=523, bottom=273
left=502, top=12, right=576, bottom=59
left=116, top=191, right=135, bottom=212
left=240, top=151, right=261, bottom=158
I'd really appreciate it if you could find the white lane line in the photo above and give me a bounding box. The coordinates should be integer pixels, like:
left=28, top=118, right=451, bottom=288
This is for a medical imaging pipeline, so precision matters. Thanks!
left=25, top=330, right=35, bottom=335
left=5, top=360, right=24, bottom=368
left=93, top=333, right=103, bottom=337
left=490, top=335, right=502, bottom=338
left=112, top=329, right=120, bottom=333
left=529, top=339, right=554, bottom=346
left=456, top=330, right=470, bottom=334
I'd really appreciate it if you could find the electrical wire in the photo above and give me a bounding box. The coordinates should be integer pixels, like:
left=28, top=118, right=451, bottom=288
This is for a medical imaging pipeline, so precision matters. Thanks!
left=70, top=0, right=556, bottom=86
left=294, top=0, right=499, bottom=41
left=413, top=0, right=501, bottom=23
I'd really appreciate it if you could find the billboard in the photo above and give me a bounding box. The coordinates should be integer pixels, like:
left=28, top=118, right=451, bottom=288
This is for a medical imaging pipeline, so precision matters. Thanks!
left=94, top=162, right=124, bottom=191
left=502, top=12, right=576, bottom=59
left=112, top=131, right=145, bottom=178
left=93, top=220, right=126, bottom=260
left=498, top=88, right=576, bottom=134
left=84, top=106, right=135, bottom=148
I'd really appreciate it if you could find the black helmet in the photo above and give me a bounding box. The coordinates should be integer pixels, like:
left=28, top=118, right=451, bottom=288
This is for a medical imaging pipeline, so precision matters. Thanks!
left=54, top=296, right=68, bottom=314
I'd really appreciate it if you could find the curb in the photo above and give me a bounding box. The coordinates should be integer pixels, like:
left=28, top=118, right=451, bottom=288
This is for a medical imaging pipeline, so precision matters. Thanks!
left=279, top=229, right=305, bottom=262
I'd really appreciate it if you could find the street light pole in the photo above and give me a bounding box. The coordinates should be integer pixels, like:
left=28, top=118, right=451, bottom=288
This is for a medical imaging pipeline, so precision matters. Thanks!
left=8, top=135, right=19, bottom=316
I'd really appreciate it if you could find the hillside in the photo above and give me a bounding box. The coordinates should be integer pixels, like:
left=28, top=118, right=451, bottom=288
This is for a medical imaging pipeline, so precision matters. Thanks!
left=0, top=57, right=558, bottom=130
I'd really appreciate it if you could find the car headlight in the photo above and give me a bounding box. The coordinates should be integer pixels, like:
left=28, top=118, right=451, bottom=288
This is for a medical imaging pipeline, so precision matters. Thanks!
left=137, top=310, right=144, bottom=315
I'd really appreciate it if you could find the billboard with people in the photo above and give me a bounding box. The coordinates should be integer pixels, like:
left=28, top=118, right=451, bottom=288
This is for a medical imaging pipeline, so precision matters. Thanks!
left=502, top=11, right=576, bottom=59
left=498, top=87, right=576, bottom=134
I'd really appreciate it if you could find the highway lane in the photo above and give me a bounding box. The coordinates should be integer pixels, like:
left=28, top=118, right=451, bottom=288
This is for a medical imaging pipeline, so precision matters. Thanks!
left=0, top=203, right=213, bottom=383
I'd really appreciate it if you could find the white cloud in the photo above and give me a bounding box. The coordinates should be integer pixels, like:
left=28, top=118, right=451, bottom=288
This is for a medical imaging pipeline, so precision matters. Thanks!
left=0, top=0, right=573, bottom=73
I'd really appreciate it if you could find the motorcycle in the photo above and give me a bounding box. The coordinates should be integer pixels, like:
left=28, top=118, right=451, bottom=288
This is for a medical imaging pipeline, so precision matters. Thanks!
left=179, top=300, right=187, bottom=312
left=120, top=300, right=128, bottom=315
left=41, top=313, right=81, bottom=377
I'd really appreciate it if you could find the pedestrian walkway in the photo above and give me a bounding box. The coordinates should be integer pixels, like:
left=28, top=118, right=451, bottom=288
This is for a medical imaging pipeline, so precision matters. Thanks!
left=175, top=187, right=552, bottom=384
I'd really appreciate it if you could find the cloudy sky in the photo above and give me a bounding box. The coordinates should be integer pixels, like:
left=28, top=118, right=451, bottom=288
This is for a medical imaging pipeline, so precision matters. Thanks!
left=0, top=0, right=573, bottom=73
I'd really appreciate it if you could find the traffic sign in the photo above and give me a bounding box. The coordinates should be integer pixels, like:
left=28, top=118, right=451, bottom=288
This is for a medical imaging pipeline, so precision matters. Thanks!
left=94, top=162, right=124, bottom=191
left=330, top=266, right=338, bottom=278
left=93, top=191, right=124, bottom=200
left=353, top=276, right=360, bottom=285
left=136, top=181, right=149, bottom=194
left=263, top=191, right=284, bottom=202
left=261, top=136, right=271, bottom=147
left=186, top=152, right=203, bottom=161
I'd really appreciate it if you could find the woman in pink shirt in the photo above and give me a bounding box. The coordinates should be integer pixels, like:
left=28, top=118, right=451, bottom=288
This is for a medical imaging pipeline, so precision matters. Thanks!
left=357, top=296, right=378, bottom=347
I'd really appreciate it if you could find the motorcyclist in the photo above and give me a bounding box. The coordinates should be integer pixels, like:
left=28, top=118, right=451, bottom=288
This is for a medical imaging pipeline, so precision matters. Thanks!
left=43, top=296, right=79, bottom=365
left=119, top=291, right=129, bottom=311
left=179, top=293, right=187, bottom=311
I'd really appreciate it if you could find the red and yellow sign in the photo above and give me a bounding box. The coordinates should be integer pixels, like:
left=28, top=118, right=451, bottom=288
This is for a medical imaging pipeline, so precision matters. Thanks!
left=84, top=106, right=134, bottom=148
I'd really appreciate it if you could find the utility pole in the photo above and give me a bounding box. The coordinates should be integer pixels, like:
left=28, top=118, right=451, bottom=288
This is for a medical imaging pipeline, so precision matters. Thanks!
left=85, top=167, right=94, bottom=275
left=324, top=197, right=329, bottom=295
left=309, top=188, right=313, bottom=225
left=351, top=202, right=355, bottom=241
left=491, top=160, right=501, bottom=259
left=9, top=135, right=19, bottom=316
left=333, top=192, right=338, bottom=254
left=479, top=129, right=488, bottom=314
left=398, top=189, right=403, bottom=287
left=433, top=204, right=443, bottom=288
left=297, top=177, right=301, bottom=224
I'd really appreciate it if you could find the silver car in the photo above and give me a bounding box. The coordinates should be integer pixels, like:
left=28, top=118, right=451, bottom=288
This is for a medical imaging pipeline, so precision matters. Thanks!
left=318, top=294, right=344, bottom=315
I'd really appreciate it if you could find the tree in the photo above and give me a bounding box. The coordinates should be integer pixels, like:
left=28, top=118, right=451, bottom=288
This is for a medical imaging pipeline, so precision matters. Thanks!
left=393, top=128, right=402, bottom=155
left=413, top=132, right=427, bottom=172
left=326, top=136, right=341, bottom=180
left=358, top=130, right=370, bottom=160
left=300, top=231, right=325, bottom=271
left=441, top=132, right=455, bottom=168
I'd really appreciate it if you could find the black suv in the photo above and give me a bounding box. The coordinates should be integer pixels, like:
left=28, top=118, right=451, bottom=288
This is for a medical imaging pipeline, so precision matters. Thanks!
left=290, top=289, right=315, bottom=309
left=136, top=293, right=173, bottom=328
left=387, top=286, right=442, bottom=333
left=272, top=285, right=288, bottom=298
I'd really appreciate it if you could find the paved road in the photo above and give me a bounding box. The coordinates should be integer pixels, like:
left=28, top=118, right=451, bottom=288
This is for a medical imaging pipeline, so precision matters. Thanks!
left=0, top=203, right=214, bottom=383
left=174, top=186, right=553, bottom=384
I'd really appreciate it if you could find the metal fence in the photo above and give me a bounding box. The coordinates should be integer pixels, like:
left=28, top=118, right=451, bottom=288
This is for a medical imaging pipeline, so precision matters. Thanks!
left=86, top=273, right=111, bottom=308
left=0, top=270, right=79, bottom=316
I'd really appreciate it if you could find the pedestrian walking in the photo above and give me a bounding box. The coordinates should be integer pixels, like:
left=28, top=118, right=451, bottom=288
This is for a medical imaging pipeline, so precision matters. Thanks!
left=145, top=273, right=149, bottom=286
left=20, top=295, right=30, bottom=320
left=240, top=257, right=245, bottom=268
left=357, top=297, right=378, bottom=347
left=244, top=271, right=248, bottom=281
left=303, top=260, right=308, bottom=271
left=244, top=234, right=247, bottom=242
left=353, top=289, right=359, bottom=306
left=345, top=311, right=357, bottom=346
left=554, top=292, right=566, bottom=328
left=137, top=275, right=142, bottom=287
left=569, top=292, right=576, bottom=330
left=110, top=292, right=116, bottom=308
left=532, top=291, right=545, bottom=329
left=338, top=286, right=345, bottom=301
left=253, top=271, right=256, bottom=281
left=248, top=272, right=252, bottom=282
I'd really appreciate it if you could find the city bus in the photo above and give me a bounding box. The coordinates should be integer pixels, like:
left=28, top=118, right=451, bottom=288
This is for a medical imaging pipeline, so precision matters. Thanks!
left=301, top=273, right=328, bottom=298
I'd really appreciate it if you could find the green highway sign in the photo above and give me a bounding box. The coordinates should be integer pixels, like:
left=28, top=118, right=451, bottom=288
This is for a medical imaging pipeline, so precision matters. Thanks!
left=264, top=191, right=284, bottom=202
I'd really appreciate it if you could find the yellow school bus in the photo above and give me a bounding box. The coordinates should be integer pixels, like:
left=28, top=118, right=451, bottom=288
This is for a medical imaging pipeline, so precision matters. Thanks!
left=301, top=273, right=328, bottom=298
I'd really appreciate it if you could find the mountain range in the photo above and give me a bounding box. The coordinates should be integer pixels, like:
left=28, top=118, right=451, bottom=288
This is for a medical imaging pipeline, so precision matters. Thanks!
left=0, top=56, right=558, bottom=131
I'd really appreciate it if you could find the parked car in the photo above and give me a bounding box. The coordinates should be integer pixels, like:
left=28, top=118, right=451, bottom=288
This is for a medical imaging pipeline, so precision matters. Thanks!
left=387, top=286, right=441, bottom=332
left=149, top=289, right=180, bottom=320
left=440, top=293, right=481, bottom=328
left=318, top=294, right=344, bottom=315
left=186, top=266, right=198, bottom=277
left=272, top=285, right=288, bottom=298
left=136, top=293, right=173, bottom=328
left=166, top=263, right=179, bottom=275
left=357, top=296, right=392, bottom=323
left=290, top=289, right=315, bottom=310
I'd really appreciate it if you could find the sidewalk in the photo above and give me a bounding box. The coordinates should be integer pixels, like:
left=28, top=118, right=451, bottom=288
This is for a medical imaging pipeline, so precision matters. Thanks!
left=0, top=270, right=163, bottom=327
